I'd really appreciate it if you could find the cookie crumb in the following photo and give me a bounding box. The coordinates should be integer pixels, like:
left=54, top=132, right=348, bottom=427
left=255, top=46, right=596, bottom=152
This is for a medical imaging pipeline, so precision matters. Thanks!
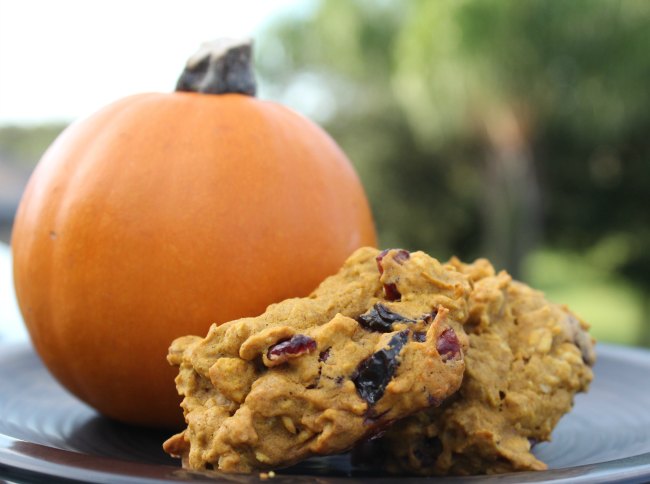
left=259, top=470, right=276, bottom=479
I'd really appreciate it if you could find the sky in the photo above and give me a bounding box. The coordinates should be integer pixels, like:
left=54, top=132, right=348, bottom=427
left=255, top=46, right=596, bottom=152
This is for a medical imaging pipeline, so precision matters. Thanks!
left=0, top=0, right=310, bottom=125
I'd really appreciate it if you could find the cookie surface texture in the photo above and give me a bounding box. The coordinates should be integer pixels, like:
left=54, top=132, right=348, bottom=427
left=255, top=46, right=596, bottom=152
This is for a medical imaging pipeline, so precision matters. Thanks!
left=163, top=247, right=471, bottom=473
left=364, top=258, right=595, bottom=475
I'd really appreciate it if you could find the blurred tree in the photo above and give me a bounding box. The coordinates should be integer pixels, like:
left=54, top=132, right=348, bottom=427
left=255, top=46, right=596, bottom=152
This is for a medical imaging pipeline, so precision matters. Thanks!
left=258, top=0, right=485, bottom=265
left=258, top=0, right=650, bottom=325
left=391, top=0, right=650, bottom=294
left=0, top=124, right=67, bottom=243
left=0, top=125, right=66, bottom=168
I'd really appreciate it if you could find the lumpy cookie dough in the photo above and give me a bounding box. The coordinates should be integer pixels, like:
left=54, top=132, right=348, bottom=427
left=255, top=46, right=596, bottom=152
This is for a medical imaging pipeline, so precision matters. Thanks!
left=163, top=248, right=472, bottom=473
left=358, top=257, right=595, bottom=475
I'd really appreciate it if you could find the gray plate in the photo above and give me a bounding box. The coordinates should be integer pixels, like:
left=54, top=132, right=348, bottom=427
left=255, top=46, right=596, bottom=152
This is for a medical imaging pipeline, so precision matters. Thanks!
left=1, top=342, right=649, bottom=483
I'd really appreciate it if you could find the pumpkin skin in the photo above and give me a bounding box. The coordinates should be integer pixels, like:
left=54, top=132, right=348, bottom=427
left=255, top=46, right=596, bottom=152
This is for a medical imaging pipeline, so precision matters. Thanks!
left=12, top=92, right=376, bottom=428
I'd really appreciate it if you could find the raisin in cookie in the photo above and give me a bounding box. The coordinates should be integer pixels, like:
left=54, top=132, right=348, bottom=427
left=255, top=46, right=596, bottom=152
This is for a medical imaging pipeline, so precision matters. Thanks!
left=163, top=247, right=472, bottom=473
left=358, top=258, right=595, bottom=475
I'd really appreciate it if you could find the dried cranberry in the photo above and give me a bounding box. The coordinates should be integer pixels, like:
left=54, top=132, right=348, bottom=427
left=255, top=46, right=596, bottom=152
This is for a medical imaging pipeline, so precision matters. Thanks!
left=412, top=331, right=427, bottom=342
left=352, top=330, right=409, bottom=405
left=436, top=328, right=460, bottom=361
left=375, top=249, right=411, bottom=275
left=356, top=304, right=415, bottom=333
left=267, top=334, right=317, bottom=363
left=395, top=250, right=411, bottom=264
left=383, top=283, right=401, bottom=301
left=375, top=249, right=410, bottom=275
left=376, top=249, right=390, bottom=275
left=422, top=309, right=438, bottom=323
left=375, top=249, right=410, bottom=302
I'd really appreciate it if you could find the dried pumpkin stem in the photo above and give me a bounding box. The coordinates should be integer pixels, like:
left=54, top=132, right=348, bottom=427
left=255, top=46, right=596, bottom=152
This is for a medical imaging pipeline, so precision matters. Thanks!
left=176, top=38, right=256, bottom=96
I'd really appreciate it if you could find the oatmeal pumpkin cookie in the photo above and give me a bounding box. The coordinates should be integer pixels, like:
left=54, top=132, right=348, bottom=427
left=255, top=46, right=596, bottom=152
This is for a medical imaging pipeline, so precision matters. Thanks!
left=163, top=248, right=472, bottom=473
left=359, top=258, right=595, bottom=475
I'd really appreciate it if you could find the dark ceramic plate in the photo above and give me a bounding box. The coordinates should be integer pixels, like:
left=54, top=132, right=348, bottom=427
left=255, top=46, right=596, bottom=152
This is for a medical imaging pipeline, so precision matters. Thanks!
left=1, top=343, right=650, bottom=483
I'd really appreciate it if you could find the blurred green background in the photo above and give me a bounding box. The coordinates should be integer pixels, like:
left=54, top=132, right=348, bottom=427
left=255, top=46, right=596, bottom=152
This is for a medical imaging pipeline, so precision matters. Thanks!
left=1, top=0, right=648, bottom=346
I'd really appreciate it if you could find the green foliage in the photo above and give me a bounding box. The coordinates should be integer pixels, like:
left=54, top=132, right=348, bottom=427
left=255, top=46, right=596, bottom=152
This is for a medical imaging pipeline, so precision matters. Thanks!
left=259, top=1, right=485, bottom=263
left=258, top=0, right=650, bottom=289
left=0, top=124, right=67, bottom=168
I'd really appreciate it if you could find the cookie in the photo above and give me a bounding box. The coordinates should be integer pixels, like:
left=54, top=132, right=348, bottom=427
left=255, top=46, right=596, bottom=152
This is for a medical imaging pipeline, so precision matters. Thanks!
left=357, top=258, right=595, bottom=475
left=163, top=247, right=472, bottom=473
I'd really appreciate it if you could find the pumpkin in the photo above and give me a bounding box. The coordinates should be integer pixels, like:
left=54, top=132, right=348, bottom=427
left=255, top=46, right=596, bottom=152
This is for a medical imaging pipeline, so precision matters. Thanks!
left=11, top=39, right=376, bottom=428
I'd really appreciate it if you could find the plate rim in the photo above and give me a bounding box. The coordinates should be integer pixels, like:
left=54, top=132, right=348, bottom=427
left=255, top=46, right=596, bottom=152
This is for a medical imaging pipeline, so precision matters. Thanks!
left=1, top=342, right=649, bottom=483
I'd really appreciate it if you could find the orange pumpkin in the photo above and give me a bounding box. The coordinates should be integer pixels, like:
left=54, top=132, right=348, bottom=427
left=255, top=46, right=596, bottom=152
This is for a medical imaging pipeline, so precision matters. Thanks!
left=11, top=39, right=376, bottom=428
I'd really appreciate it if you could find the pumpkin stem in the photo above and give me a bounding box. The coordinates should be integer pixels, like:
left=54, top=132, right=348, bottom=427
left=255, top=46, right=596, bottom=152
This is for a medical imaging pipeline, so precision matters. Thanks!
left=176, top=38, right=256, bottom=96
